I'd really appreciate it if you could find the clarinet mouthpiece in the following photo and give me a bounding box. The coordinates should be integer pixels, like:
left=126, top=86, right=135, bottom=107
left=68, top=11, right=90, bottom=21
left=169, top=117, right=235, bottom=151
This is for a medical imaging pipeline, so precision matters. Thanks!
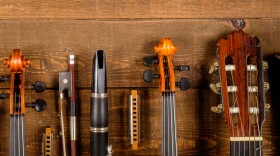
left=92, top=50, right=107, bottom=94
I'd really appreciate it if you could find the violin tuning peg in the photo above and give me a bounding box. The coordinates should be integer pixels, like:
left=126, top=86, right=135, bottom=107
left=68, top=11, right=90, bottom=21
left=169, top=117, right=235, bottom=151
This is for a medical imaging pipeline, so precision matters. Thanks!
left=211, top=104, right=223, bottom=113
left=0, top=76, right=10, bottom=83
left=143, top=70, right=159, bottom=83
left=33, top=81, right=46, bottom=93
left=143, top=56, right=158, bottom=67
left=264, top=82, right=270, bottom=91
left=209, top=61, right=219, bottom=74
left=25, top=81, right=46, bottom=93
left=0, top=93, right=9, bottom=99
left=26, top=99, right=47, bottom=112
left=263, top=61, right=269, bottom=71
left=174, top=65, right=190, bottom=71
left=265, top=103, right=270, bottom=113
left=176, top=78, right=190, bottom=91
left=209, top=82, right=221, bottom=94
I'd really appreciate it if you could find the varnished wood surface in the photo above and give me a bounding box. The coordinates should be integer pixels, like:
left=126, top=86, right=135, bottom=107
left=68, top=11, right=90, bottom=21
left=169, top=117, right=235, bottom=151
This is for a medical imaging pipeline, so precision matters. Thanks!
left=0, top=20, right=279, bottom=89
left=0, top=0, right=280, bottom=19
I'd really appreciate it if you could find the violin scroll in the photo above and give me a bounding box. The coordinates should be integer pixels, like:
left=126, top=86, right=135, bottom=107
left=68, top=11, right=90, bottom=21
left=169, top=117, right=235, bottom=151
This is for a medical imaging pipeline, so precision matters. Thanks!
left=4, top=49, right=30, bottom=72
left=143, top=38, right=190, bottom=91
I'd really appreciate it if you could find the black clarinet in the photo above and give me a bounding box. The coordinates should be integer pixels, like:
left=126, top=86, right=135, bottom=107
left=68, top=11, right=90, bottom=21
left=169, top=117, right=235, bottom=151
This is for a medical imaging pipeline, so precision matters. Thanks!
left=90, top=50, right=111, bottom=156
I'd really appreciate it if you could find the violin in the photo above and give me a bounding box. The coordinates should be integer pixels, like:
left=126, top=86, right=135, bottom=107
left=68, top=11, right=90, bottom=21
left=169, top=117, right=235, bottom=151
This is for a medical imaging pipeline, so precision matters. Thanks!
left=209, top=30, right=270, bottom=156
left=143, top=38, right=190, bottom=156
left=4, top=49, right=30, bottom=156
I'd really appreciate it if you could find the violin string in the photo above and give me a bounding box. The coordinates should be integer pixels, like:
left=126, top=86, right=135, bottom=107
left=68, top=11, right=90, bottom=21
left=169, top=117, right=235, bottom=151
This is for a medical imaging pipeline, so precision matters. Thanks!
left=172, top=93, right=178, bottom=156
left=162, top=93, right=165, bottom=156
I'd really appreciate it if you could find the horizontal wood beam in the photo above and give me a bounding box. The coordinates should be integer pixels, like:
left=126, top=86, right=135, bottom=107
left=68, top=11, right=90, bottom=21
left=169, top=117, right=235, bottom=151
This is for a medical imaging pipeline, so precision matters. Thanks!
left=0, top=0, right=280, bottom=19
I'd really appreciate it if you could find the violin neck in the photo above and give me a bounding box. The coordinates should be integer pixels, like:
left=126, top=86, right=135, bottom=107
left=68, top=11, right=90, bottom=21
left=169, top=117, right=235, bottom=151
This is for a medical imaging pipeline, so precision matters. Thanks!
left=162, top=92, right=178, bottom=156
left=10, top=116, right=26, bottom=156
left=230, top=140, right=262, bottom=156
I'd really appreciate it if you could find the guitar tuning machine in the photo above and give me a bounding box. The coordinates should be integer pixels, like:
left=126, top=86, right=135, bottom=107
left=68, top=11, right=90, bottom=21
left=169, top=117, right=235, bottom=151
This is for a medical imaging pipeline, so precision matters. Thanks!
left=211, top=104, right=223, bottom=114
left=263, top=61, right=269, bottom=71
left=143, top=56, right=159, bottom=67
left=209, top=82, right=221, bottom=94
left=209, top=61, right=219, bottom=74
left=264, top=82, right=270, bottom=91
left=265, top=103, right=270, bottom=113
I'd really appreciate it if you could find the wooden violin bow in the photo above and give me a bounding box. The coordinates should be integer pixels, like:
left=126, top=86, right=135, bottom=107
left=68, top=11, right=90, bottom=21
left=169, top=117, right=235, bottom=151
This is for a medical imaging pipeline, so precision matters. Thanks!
left=69, top=55, right=77, bottom=156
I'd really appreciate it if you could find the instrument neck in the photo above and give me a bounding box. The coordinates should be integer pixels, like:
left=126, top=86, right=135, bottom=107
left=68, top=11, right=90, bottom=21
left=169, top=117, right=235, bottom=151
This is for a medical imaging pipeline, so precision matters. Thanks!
left=162, top=91, right=177, bottom=156
left=230, top=140, right=262, bottom=156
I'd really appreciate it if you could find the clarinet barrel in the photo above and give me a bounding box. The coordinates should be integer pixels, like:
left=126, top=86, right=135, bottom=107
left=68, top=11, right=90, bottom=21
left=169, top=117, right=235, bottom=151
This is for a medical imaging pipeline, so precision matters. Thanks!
left=90, top=50, right=109, bottom=156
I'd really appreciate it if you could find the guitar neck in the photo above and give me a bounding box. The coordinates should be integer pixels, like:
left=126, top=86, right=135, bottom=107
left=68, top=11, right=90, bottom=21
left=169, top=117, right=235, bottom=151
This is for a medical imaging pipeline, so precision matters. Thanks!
left=230, top=140, right=262, bottom=156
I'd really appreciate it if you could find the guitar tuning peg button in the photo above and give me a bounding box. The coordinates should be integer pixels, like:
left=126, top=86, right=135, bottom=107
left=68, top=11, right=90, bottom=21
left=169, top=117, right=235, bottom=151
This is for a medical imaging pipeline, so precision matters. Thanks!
left=143, top=56, right=159, bottom=67
left=26, top=99, right=47, bottom=112
left=209, top=61, right=219, bottom=74
left=265, top=103, right=270, bottom=113
left=211, top=104, right=223, bottom=113
left=143, top=70, right=159, bottom=83
left=174, top=65, right=190, bottom=71
left=175, top=78, right=190, bottom=91
left=263, top=61, right=269, bottom=71
left=264, top=82, right=270, bottom=91
left=209, top=82, right=221, bottom=94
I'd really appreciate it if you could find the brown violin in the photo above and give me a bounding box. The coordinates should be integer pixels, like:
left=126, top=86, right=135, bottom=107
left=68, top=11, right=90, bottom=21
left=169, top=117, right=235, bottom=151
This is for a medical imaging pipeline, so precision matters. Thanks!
left=4, top=49, right=30, bottom=156
left=209, top=30, right=270, bottom=156
left=143, top=38, right=190, bottom=156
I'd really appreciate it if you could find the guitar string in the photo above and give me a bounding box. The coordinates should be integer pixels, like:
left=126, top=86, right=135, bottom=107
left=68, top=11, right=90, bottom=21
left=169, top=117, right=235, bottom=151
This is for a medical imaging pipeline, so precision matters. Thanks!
left=230, top=69, right=246, bottom=155
left=248, top=64, right=252, bottom=156
left=228, top=67, right=236, bottom=155
left=254, top=69, right=262, bottom=155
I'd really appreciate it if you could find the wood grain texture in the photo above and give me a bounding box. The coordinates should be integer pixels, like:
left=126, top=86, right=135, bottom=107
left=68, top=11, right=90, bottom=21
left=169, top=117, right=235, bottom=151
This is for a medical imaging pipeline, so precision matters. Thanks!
left=0, top=19, right=279, bottom=89
left=0, top=88, right=273, bottom=155
left=0, top=0, right=280, bottom=19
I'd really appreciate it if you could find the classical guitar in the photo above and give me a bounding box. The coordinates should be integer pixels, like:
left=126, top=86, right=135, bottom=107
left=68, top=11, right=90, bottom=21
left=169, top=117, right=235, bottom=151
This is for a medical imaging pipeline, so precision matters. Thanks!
left=143, top=38, right=190, bottom=156
left=209, top=30, right=270, bottom=156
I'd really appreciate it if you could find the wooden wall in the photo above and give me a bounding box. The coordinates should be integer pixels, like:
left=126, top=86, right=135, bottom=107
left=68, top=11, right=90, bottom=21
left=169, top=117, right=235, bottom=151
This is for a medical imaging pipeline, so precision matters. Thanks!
left=0, top=1, right=279, bottom=155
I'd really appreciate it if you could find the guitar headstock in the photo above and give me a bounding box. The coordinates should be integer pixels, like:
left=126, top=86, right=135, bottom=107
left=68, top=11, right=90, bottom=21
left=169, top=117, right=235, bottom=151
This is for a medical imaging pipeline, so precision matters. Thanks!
left=209, top=30, right=270, bottom=138
left=143, top=38, right=190, bottom=92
